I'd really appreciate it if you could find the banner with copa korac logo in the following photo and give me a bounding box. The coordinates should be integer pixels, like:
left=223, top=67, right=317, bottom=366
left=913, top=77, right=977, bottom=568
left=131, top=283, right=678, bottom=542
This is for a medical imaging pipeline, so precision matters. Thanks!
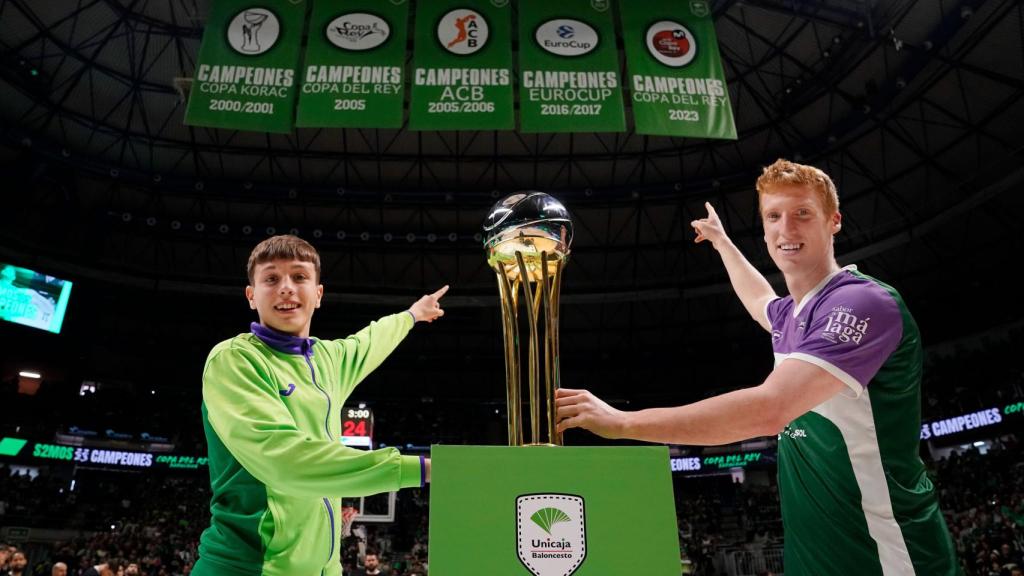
left=517, top=0, right=624, bottom=133
left=408, top=0, right=514, bottom=131
left=296, top=0, right=410, bottom=128
left=620, top=0, right=737, bottom=139
left=184, top=0, right=307, bottom=133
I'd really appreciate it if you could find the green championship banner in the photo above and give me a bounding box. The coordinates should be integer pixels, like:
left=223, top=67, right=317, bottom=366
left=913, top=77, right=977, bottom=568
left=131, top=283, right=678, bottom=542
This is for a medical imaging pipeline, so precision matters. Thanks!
left=296, top=0, right=409, bottom=128
left=518, top=0, right=624, bottom=133
left=430, top=445, right=680, bottom=575
left=408, top=0, right=514, bottom=131
left=184, top=0, right=307, bottom=133
left=620, top=0, right=737, bottom=139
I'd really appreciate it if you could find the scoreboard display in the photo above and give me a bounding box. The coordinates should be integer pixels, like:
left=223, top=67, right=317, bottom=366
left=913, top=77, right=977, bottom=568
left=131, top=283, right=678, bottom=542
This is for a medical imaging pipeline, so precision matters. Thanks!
left=341, top=405, right=374, bottom=448
left=0, top=262, right=73, bottom=334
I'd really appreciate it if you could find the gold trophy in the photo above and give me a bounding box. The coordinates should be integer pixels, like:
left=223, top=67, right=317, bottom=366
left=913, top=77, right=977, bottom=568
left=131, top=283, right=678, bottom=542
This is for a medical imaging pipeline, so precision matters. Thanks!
left=483, top=192, right=573, bottom=446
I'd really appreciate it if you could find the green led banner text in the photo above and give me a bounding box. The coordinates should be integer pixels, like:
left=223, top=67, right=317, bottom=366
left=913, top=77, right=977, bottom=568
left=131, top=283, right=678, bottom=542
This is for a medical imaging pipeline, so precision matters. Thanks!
left=0, top=439, right=209, bottom=472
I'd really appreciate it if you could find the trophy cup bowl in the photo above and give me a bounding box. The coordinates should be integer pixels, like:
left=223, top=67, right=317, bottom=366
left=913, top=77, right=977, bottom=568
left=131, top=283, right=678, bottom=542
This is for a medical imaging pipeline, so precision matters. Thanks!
left=244, top=11, right=270, bottom=25
left=483, top=192, right=573, bottom=282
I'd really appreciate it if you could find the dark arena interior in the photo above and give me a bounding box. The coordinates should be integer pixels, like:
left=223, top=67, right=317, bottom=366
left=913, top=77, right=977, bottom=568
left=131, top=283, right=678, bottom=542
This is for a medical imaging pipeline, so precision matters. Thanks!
left=1, top=0, right=1022, bottom=575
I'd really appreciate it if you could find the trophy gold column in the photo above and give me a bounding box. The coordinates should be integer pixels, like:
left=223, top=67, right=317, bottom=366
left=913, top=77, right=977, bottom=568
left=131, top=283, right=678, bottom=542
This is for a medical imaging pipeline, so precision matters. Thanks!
left=483, top=192, right=573, bottom=446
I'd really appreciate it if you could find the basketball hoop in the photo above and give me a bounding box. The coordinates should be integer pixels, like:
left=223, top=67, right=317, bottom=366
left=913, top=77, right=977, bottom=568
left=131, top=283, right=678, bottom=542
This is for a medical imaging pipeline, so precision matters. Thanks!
left=341, top=506, right=359, bottom=537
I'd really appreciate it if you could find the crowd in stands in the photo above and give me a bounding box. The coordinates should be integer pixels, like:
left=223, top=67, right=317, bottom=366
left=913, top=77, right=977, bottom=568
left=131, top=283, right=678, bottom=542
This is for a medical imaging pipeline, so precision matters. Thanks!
left=3, top=436, right=1021, bottom=576
left=938, top=440, right=1024, bottom=576
left=0, top=471, right=204, bottom=575
left=672, top=474, right=784, bottom=575
left=0, top=464, right=436, bottom=576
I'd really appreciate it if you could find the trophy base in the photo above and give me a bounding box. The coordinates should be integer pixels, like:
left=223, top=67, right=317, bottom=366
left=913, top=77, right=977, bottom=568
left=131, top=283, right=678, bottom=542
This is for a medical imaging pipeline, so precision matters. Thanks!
left=429, top=445, right=680, bottom=575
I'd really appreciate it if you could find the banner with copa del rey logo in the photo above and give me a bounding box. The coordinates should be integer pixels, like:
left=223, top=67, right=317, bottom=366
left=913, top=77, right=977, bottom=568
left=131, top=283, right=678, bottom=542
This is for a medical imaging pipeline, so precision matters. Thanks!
left=620, top=0, right=737, bottom=139
left=408, top=0, right=514, bottom=131
left=296, top=0, right=409, bottom=128
left=518, top=0, right=624, bottom=133
left=184, top=0, right=307, bottom=133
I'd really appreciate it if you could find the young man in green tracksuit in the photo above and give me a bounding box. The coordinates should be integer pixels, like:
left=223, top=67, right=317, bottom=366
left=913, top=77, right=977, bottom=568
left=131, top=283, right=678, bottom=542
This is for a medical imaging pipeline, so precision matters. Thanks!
left=193, top=235, right=448, bottom=576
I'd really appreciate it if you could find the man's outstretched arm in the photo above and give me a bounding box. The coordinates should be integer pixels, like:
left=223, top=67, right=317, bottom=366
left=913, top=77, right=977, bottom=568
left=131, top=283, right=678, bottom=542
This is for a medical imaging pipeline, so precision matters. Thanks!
left=555, top=358, right=847, bottom=445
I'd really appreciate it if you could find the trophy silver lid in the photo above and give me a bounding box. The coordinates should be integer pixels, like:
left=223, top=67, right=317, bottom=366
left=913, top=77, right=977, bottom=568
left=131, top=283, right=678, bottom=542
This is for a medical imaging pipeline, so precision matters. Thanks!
left=483, top=192, right=573, bottom=280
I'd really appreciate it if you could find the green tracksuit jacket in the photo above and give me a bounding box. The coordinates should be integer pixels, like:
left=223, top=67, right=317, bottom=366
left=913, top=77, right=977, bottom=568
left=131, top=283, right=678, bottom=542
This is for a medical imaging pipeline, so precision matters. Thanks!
left=193, top=313, right=424, bottom=576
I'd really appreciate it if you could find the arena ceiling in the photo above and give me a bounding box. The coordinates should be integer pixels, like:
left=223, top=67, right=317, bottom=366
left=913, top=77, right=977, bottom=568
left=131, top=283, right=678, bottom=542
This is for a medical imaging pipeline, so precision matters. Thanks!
left=1, top=0, right=1021, bottom=401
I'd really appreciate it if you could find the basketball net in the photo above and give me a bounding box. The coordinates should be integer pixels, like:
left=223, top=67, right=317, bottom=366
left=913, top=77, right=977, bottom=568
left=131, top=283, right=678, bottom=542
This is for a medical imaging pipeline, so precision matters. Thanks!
left=341, top=506, right=359, bottom=537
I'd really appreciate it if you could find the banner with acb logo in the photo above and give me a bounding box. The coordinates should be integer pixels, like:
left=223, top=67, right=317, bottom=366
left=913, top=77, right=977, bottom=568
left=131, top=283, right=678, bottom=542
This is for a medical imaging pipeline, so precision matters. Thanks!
left=408, top=0, right=514, bottom=131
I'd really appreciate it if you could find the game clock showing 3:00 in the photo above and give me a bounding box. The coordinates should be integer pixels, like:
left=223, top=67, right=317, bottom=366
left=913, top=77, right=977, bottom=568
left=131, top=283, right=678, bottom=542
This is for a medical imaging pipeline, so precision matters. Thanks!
left=342, top=407, right=373, bottom=438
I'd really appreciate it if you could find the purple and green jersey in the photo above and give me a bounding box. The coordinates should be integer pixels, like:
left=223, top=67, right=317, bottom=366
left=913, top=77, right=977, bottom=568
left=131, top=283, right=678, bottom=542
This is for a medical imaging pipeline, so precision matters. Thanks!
left=193, top=312, right=424, bottom=576
left=767, top=266, right=959, bottom=576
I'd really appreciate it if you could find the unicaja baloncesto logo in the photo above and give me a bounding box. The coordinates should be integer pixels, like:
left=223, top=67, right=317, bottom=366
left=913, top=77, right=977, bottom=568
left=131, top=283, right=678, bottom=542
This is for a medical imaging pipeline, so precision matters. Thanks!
left=226, top=7, right=280, bottom=56
left=516, top=494, right=587, bottom=576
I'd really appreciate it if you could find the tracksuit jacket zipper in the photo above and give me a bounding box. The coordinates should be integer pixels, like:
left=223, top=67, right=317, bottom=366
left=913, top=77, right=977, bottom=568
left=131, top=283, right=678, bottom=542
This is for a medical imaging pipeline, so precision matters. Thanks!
left=250, top=323, right=336, bottom=568
left=303, top=348, right=336, bottom=566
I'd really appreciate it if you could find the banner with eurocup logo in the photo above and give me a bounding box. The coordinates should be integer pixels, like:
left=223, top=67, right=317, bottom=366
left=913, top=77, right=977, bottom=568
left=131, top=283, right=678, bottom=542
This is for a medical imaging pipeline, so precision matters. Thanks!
left=184, top=0, right=307, bottom=132
left=518, top=0, right=624, bottom=133
left=408, top=0, right=514, bottom=131
left=620, top=0, right=737, bottom=139
left=296, top=0, right=409, bottom=128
